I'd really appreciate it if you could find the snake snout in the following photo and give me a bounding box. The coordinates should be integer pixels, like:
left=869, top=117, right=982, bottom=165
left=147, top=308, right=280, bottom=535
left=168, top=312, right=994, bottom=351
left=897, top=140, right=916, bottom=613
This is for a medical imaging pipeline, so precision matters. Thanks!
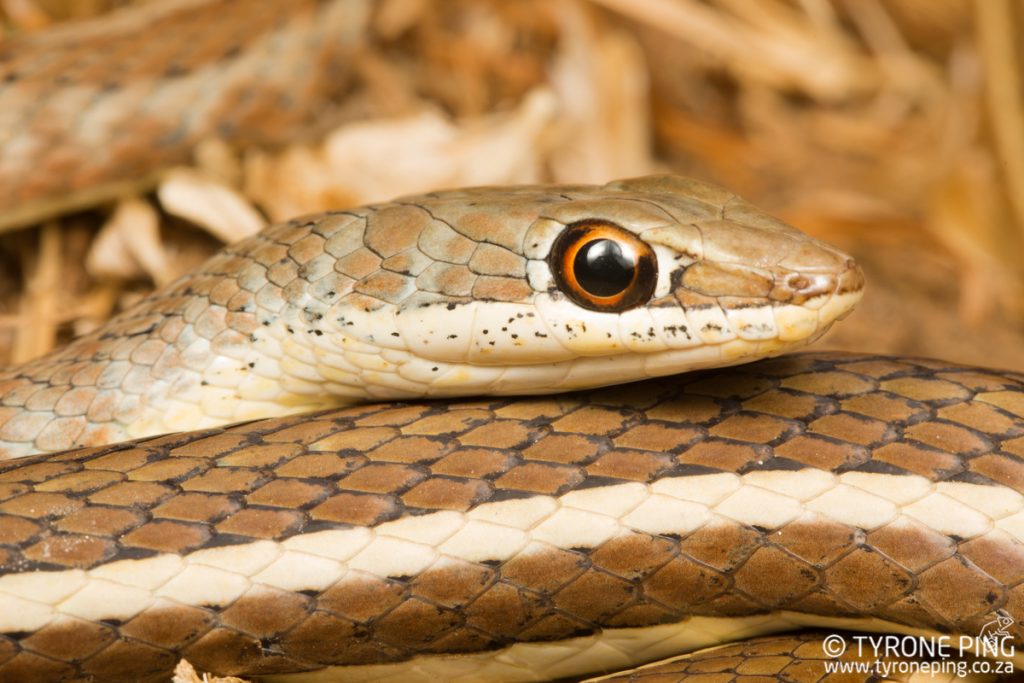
left=825, top=257, right=866, bottom=323
left=786, top=248, right=865, bottom=332
left=839, top=257, right=866, bottom=295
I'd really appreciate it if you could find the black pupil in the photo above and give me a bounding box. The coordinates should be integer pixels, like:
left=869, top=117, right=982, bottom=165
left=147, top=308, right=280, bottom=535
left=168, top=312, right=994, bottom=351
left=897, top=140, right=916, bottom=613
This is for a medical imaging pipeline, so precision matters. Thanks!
left=574, top=238, right=636, bottom=297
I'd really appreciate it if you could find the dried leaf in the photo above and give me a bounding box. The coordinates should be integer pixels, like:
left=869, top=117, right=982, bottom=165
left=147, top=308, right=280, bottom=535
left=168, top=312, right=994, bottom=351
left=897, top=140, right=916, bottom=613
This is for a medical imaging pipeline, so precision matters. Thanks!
left=172, top=659, right=249, bottom=683
left=86, top=198, right=169, bottom=285
left=247, top=87, right=559, bottom=221
left=548, top=1, right=654, bottom=182
left=0, top=0, right=51, bottom=31
left=593, top=0, right=878, bottom=100
left=158, top=168, right=266, bottom=245
left=13, top=222, right=61, bottom=362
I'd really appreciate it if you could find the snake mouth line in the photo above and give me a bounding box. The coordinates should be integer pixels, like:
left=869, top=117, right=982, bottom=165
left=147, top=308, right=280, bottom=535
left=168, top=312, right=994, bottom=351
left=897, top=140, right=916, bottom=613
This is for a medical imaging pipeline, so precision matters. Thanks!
left=126, top=286, right=863, bottom=434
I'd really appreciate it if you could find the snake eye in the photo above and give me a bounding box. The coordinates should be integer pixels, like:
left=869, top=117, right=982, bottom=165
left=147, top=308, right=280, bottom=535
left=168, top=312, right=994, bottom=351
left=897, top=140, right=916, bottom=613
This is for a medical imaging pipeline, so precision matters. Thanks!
left=549, top=221, right=657, bottom=312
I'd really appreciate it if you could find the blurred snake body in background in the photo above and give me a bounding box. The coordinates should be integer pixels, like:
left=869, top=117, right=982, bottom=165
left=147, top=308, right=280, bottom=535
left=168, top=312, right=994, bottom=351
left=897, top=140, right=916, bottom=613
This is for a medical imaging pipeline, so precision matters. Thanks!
left=0, top=0, right=371, bottom=232
left=0, top=1, right=1021, bottom=682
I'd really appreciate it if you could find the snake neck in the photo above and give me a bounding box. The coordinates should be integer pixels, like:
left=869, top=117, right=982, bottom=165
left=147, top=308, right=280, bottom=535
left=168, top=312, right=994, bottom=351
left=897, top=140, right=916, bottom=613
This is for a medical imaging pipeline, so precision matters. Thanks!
left=0, top=274, right=359, bottom=458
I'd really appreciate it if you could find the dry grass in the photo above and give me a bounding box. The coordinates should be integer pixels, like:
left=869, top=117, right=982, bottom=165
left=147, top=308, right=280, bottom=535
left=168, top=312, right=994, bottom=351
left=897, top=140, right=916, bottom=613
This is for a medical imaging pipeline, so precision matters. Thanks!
left=1, top=0, right=1023, bottom=369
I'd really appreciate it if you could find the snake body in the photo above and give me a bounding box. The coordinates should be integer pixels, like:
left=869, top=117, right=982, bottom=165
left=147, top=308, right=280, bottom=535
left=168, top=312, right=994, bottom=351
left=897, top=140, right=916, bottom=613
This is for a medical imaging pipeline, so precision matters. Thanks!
left=0, top=0, right=370, bottom=232
left=0, top=353, right=1022, bottom=682
left=0, top=1, right=1020, bottom=681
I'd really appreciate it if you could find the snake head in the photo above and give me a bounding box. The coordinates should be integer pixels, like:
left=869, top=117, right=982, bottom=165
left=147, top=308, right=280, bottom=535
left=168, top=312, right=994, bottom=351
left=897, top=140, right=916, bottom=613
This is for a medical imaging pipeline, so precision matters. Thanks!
left=510, top=174, right=864, bottom=389
left=3, top=174, right=864, bottom=450
left=309, top=173, right=864, bottom=397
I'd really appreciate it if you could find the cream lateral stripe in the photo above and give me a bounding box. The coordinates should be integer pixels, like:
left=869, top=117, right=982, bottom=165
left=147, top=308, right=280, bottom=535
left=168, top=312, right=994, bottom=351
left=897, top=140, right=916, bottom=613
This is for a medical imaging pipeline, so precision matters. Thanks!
left=263, top=615, right=1024, bottom=683
left=0, top=471, right=1021, bottom=632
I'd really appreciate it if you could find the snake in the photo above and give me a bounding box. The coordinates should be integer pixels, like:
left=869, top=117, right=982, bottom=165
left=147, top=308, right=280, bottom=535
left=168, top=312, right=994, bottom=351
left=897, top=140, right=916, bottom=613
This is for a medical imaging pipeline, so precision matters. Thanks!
left=0, top=1, right=1021, bottom=682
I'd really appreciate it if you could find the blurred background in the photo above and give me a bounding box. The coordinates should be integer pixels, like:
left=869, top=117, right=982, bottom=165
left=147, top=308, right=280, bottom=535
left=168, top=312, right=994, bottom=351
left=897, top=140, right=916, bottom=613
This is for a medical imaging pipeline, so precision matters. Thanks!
left=1, top=0, right=1023, bottom=370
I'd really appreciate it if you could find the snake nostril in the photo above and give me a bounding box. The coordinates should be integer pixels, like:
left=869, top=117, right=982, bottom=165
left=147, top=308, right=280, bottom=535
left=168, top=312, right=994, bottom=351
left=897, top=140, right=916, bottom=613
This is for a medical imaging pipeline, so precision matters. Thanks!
left=776, top=272, right=835, bottom=304
left=788, top=275, right=811, bottom=291
left=786, top=272, right=831, bottom=293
